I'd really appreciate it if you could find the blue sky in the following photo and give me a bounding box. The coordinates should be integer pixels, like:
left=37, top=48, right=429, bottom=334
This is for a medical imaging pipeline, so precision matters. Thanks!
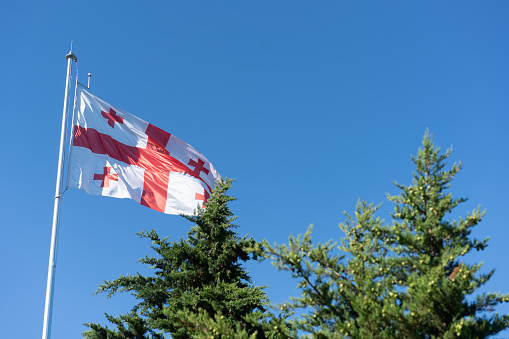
left=1, top=1, right=508, bottom=337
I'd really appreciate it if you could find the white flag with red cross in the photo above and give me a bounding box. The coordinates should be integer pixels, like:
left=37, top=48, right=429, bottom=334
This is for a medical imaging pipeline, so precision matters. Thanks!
left=67, top=87, right=221, bottom=215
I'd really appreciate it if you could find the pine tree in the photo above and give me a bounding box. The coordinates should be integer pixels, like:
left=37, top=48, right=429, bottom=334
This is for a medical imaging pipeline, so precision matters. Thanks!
left=83, top=180, right=291, bottom=339
left=262, top=132, right=509, bottom=338
left=385, top=131, right=509, bottom=338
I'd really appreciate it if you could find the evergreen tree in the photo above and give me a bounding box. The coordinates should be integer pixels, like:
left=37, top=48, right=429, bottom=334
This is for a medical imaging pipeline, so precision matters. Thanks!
left=262, top=132, right=509, bottom=338
left=83, top=180, right=290, bottom=339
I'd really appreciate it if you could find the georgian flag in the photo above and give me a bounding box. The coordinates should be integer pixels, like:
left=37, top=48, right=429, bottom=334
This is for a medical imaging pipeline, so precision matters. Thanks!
left=67, top=87, right=221, bottom=215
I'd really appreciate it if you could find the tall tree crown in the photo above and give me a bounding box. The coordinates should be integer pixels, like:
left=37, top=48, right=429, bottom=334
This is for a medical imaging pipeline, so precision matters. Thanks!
left=263, top=132, right=509, bottom=338
left=83, top=180, right=275, bottom=339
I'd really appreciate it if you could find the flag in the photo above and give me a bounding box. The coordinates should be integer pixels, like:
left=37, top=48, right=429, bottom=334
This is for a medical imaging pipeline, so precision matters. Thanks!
left=67, top=87, right=221, bottom=215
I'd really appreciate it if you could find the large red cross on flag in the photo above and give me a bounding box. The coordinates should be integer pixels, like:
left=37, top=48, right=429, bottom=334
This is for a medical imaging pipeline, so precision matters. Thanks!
left=67, top=87, right=221, bottom=215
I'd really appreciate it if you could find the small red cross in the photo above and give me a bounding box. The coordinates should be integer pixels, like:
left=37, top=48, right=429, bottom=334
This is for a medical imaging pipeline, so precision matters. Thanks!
left=101, top=108, right=124, bottom=128
left=195, top=189, right=210, bottom=205
left=93, top=166, right=119, bottom=187
left=188, top=158, right=209, bottom=176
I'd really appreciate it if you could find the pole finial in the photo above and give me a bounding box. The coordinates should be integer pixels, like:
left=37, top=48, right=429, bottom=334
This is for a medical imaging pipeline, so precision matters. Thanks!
left=66, top=52, right=78, bottom=62
left=66, top=41, right=77, bottom=62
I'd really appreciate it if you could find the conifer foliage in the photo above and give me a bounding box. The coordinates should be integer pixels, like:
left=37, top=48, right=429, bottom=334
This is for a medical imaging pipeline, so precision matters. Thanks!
left=83, top=180, right=286, bottom=338
left=262, top=132, right=509, bottom=338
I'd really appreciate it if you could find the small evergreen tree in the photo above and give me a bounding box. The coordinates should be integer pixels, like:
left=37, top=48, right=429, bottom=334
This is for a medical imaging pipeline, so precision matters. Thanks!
left=83, top=180, right=290, bottom=339
left=262, top=132, right=509, bottom=338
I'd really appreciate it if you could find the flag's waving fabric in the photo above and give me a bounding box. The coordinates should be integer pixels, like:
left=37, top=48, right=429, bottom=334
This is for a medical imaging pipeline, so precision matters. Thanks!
left=68, top=87, right=221, bottom=215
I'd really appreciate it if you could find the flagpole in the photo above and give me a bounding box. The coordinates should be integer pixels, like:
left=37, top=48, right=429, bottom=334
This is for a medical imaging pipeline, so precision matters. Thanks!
left=42, top=49, right=77, bottom=339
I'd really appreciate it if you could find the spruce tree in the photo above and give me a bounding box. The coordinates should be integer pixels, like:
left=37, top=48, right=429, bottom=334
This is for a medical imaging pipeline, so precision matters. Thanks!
left=83, top=180, right=290, bottom=338
left=262, top=132, right=509, bottom=338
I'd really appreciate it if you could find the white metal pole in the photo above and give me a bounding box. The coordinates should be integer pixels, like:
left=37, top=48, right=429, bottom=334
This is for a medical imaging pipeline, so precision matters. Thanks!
left=42, top=50, right=77, bottom=339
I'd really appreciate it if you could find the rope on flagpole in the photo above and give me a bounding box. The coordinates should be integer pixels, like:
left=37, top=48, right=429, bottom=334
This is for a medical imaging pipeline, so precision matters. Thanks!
left=65, top=62, right=81, bottom=191
left=54, top=188, right=68, bottom=199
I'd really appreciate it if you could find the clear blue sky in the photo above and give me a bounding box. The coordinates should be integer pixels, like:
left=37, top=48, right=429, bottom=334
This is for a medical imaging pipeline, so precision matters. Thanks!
left=1, top=1, right=508, bottom=337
